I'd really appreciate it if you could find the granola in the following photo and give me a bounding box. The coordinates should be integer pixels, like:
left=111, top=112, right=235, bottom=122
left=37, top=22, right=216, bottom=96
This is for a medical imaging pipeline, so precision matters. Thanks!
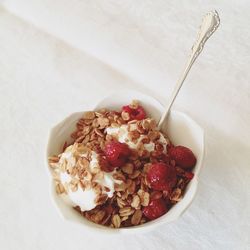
left=48, top=101, right=196, bottom=228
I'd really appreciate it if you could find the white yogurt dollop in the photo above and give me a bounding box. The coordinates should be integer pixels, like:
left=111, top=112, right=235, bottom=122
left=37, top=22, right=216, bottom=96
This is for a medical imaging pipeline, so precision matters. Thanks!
left=60, top=171, right=97, bottom=211
left=106, top=124, right=168, bottom=152
left=58, top=148, right=117, bottom=211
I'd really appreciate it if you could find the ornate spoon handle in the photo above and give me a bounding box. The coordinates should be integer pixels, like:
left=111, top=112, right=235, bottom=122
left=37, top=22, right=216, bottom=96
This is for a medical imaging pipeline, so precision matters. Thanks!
left=158, top=10, right=220, bottom=130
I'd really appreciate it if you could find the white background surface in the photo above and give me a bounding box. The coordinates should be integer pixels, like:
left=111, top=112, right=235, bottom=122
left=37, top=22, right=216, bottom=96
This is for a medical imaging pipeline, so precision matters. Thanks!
left=0, top=1, right=249, bottom=249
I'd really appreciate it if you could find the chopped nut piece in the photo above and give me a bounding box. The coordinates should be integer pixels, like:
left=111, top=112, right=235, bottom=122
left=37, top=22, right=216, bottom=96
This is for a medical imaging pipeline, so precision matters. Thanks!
left=121, top=216, right=129, bottom=222
left=128, top=130, right=140, bottom=141
left=114, top=182, right=126, bottom=192
left=127, top=181, right=136, bottom=194
left=113, top=172, right=126, bottom=182
left=93, top=171, right=104, bottom=181
left=148, top=131, right=160, bottom=141
left=121, top=191, right=129, bottom=201
left=104, top=186, right=110, bottom=192
left=55, top=183, right=65, bottom=194
left=75, top=135, right=85, bottom=143
left=91, top=167, right=100, bottom=174
left=128, top=123, right=137, bottom=132
left=112, top=214, right=121, bottom=228
left=138, top=189, right=150, bottom=206
left=140, top=218, right=147, bottom=225
left=92, top=210, right=106, bottom=223
left=77, top=119, right=85, bottom=125
left=131, top=195, right=141, bottom=209
left=131, top=209, right=142, bottom=225
left=94, top=128, right=104, bottom=137
left=129, top=170, right=140, bottom=179
left=83, top=111, right=96, bottom=120
left=121, top=111, right=130, bottom=121
left=121, top=163, right=134, bottom=175
left=125, top=179, right=132, bottom=187
left=78, top=157, right=89, bottom=169
left=82, top=134, right=90, bottom=144
left=141, top=119, right=151, bottom=130
left=119, top=207, right=134, bottom=217
left=143, top=163, right=151, bottom=173
left=111, top=122, right=119, bottom=128
left=83, top=170, right=92, bottom=181
left=93, top=184, right=102, bottom=195
left=48, top=155, right=59, bottom=163
left=101, top=213, right=112, bottom=225
left=97, top=117, right=109, bottom=128
left=117, top=117, right=125, bottom=125
left=117, top=197, right=126, bottom=208
left=136, top=123, right=145, bottom=134
left=96, top=108, right=107, bottom=114
left=70, top=182, right=78, bottom=192
left=148, top=119, right=157, bottom=130
left=77, top=144, right=90, bottom=154
left=129, top=100, right=139, bottom=109
left=170, top=188, right=182, bottom=202
left=92, top=118, right=99, bottom=128
left=95, top=194, right=108, bottom=205
left=82, top=126, right=91, bottom=135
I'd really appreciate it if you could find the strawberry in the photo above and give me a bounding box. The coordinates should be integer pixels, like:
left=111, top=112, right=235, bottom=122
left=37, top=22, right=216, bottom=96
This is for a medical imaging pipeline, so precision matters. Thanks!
left=169, top=145, right=196, bottom=169
left=185, top=171, right=194, bottom=180
left=122, top=105, right=146, bottom=120
left=143, top=199, right=168, bottom=220
left=104, top=141, right=131, bottom=168
left=99, top=156, right=115, bottom=172
left=147, top=163, right=177, bottom=191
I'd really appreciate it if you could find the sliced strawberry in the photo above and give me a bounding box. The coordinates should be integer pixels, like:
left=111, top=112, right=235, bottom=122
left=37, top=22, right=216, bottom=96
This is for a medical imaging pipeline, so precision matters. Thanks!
left=169, top=145, right=196, bottom=169
left=99, top=156, right=115, bottom=172
left=122, top=105, right=146, bottom=120
left=143, top=199, right=168, bottom=220
left=104, top=141, right=131, bottom=168
left=147, top=162, right=177, bottom=191
left=185, top=171, right=194, bottom=180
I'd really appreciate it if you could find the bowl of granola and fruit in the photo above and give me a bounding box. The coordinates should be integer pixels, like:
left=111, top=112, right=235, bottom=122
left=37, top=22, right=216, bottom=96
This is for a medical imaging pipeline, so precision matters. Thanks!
left=46, top=91, right=204, bottom=232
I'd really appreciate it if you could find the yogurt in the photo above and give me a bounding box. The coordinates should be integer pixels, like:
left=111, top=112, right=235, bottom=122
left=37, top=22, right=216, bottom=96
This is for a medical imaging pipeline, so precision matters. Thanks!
left=106, top=124, right=168, bottom=152
left=57, top=146, right=117, bottom=211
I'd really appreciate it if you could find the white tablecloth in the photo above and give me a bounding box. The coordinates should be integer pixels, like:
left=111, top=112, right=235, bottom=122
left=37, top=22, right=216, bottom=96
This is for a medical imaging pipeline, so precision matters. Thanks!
left=0, top=1, right=249, bottom=249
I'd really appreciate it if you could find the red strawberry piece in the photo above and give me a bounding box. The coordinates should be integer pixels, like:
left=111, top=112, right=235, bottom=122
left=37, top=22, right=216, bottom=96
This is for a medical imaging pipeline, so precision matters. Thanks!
left=185, top=171, right=194, bottom=180
left=104, top=141, right=131, bottom=168
left=122, top=105, right=146, bottom=120
left=143, top=199, right=168, bottom=220
left=169, top=145, right=197, bottom=169
left=147, top=162, right=177, bottom=191
left=99, top=156, right=115, bottom=172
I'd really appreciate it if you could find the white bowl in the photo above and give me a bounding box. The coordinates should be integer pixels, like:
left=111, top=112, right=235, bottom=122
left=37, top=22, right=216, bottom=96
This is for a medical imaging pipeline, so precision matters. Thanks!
left=46, top=90, right=204, bottom=233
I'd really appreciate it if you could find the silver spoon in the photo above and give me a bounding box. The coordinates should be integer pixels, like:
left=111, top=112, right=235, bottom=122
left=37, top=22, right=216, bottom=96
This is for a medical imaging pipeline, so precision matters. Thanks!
left=158, top=10, right=220, bottom=130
